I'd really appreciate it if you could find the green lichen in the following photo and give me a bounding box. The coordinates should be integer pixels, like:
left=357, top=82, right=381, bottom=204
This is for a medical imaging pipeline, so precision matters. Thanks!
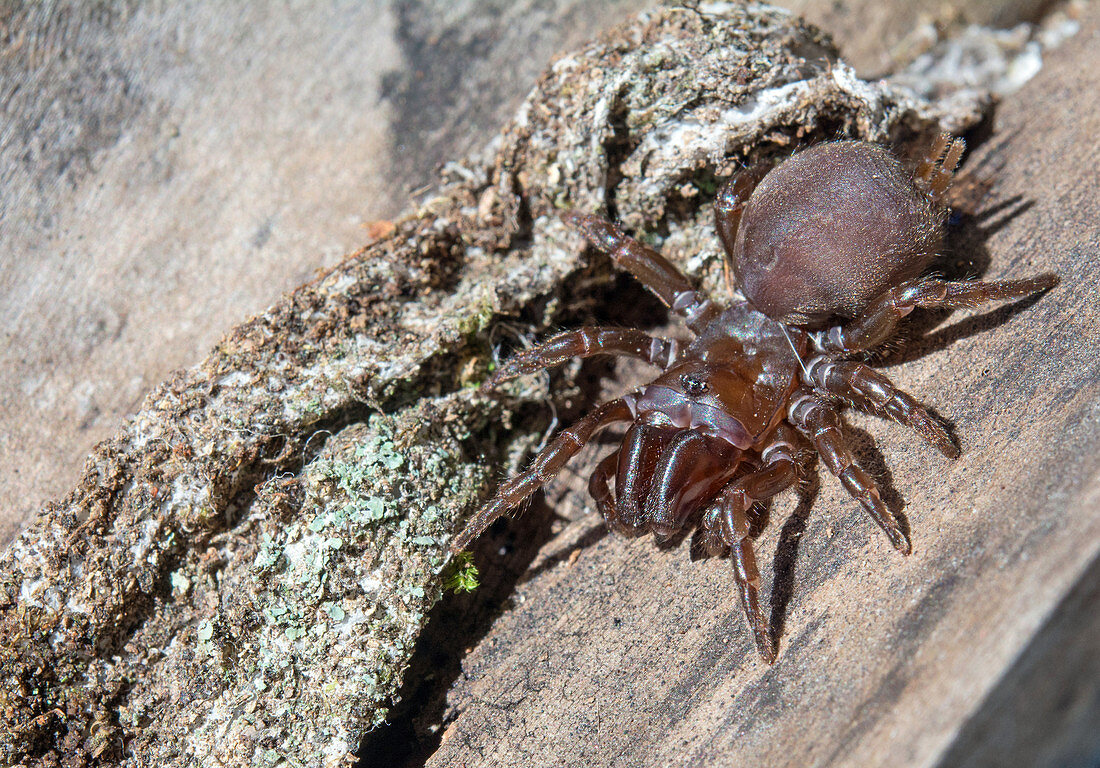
left=163, top=400, right=492, bottom=758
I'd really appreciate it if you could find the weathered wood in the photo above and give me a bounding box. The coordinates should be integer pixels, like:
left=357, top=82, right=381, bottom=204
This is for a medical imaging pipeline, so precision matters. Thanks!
left=782, top=0, right=1052, bottom=76
left=941, top=550, right=1100, bottom=767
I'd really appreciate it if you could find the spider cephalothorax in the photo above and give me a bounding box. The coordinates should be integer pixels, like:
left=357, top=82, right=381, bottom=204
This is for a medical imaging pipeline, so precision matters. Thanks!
left=452, top=136, right=1056, bottom=661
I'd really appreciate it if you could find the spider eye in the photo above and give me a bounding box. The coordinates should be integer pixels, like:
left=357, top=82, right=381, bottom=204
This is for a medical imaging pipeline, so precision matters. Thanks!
left=680, top=373, right=708, bottom=396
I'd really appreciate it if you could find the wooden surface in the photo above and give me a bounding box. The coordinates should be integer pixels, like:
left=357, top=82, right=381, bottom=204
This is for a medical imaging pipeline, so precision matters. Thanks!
left=2, top=1, right=1095, bottom=767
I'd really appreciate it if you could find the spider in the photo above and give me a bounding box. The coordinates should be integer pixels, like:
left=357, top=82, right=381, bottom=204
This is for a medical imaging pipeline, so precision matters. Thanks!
left=451, top=136, right=1056, bottom=661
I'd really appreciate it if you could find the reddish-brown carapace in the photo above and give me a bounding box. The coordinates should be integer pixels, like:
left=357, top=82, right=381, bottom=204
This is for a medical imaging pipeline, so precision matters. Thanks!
left=451, top=136, right=1056, bottom=662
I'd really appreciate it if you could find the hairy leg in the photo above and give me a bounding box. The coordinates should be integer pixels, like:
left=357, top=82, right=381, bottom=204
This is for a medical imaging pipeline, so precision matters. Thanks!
left=788, top=392, right=910, bottom=553
left=701, top=434, right=798, bottom=662
left=802, top=356, right=958, bottom=458
left=564, top=211, right=720, bottom=332
left=451, top=398, right=634, bottom=552
left=913, top=133, right=965, bottom=201
left=818, top=274, right=1058, bottom=354
left=714, top=161, right=772, bottom=249
left=588, top=451, right=620, bottom=528
left=485, top=326, right=679, bottom=391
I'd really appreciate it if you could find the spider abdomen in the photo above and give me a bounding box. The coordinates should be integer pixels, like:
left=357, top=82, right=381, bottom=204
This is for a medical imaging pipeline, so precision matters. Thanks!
left=728, top=140, right=943, bottom=326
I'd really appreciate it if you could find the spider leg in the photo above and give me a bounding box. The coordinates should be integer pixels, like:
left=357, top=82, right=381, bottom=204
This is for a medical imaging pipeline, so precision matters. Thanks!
left=802, top=356, right=958, bottom=458
left=913, top=134, right=965, bottom=202
left=787, top=391, right=911, bottom=554
left=714, top=160, right=772, bottom=264
left=450, top=398, right=634, bottom=552
left=588, top=450, right=620, bottom=526
left=485, top=326, right=679, bottom=391
left=701, top=435, right=798, bottom=663
left=820, top=274, right=1059, bottom=354
left=563, top=211, right=720, bottom=332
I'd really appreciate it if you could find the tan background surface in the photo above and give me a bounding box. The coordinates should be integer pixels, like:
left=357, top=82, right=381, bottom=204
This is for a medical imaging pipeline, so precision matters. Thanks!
left=1, top=0, right=653, bottom=544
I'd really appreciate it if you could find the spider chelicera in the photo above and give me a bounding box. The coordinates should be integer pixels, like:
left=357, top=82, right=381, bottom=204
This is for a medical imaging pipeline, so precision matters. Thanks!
left=451, top=136, right=1056, bottom=661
